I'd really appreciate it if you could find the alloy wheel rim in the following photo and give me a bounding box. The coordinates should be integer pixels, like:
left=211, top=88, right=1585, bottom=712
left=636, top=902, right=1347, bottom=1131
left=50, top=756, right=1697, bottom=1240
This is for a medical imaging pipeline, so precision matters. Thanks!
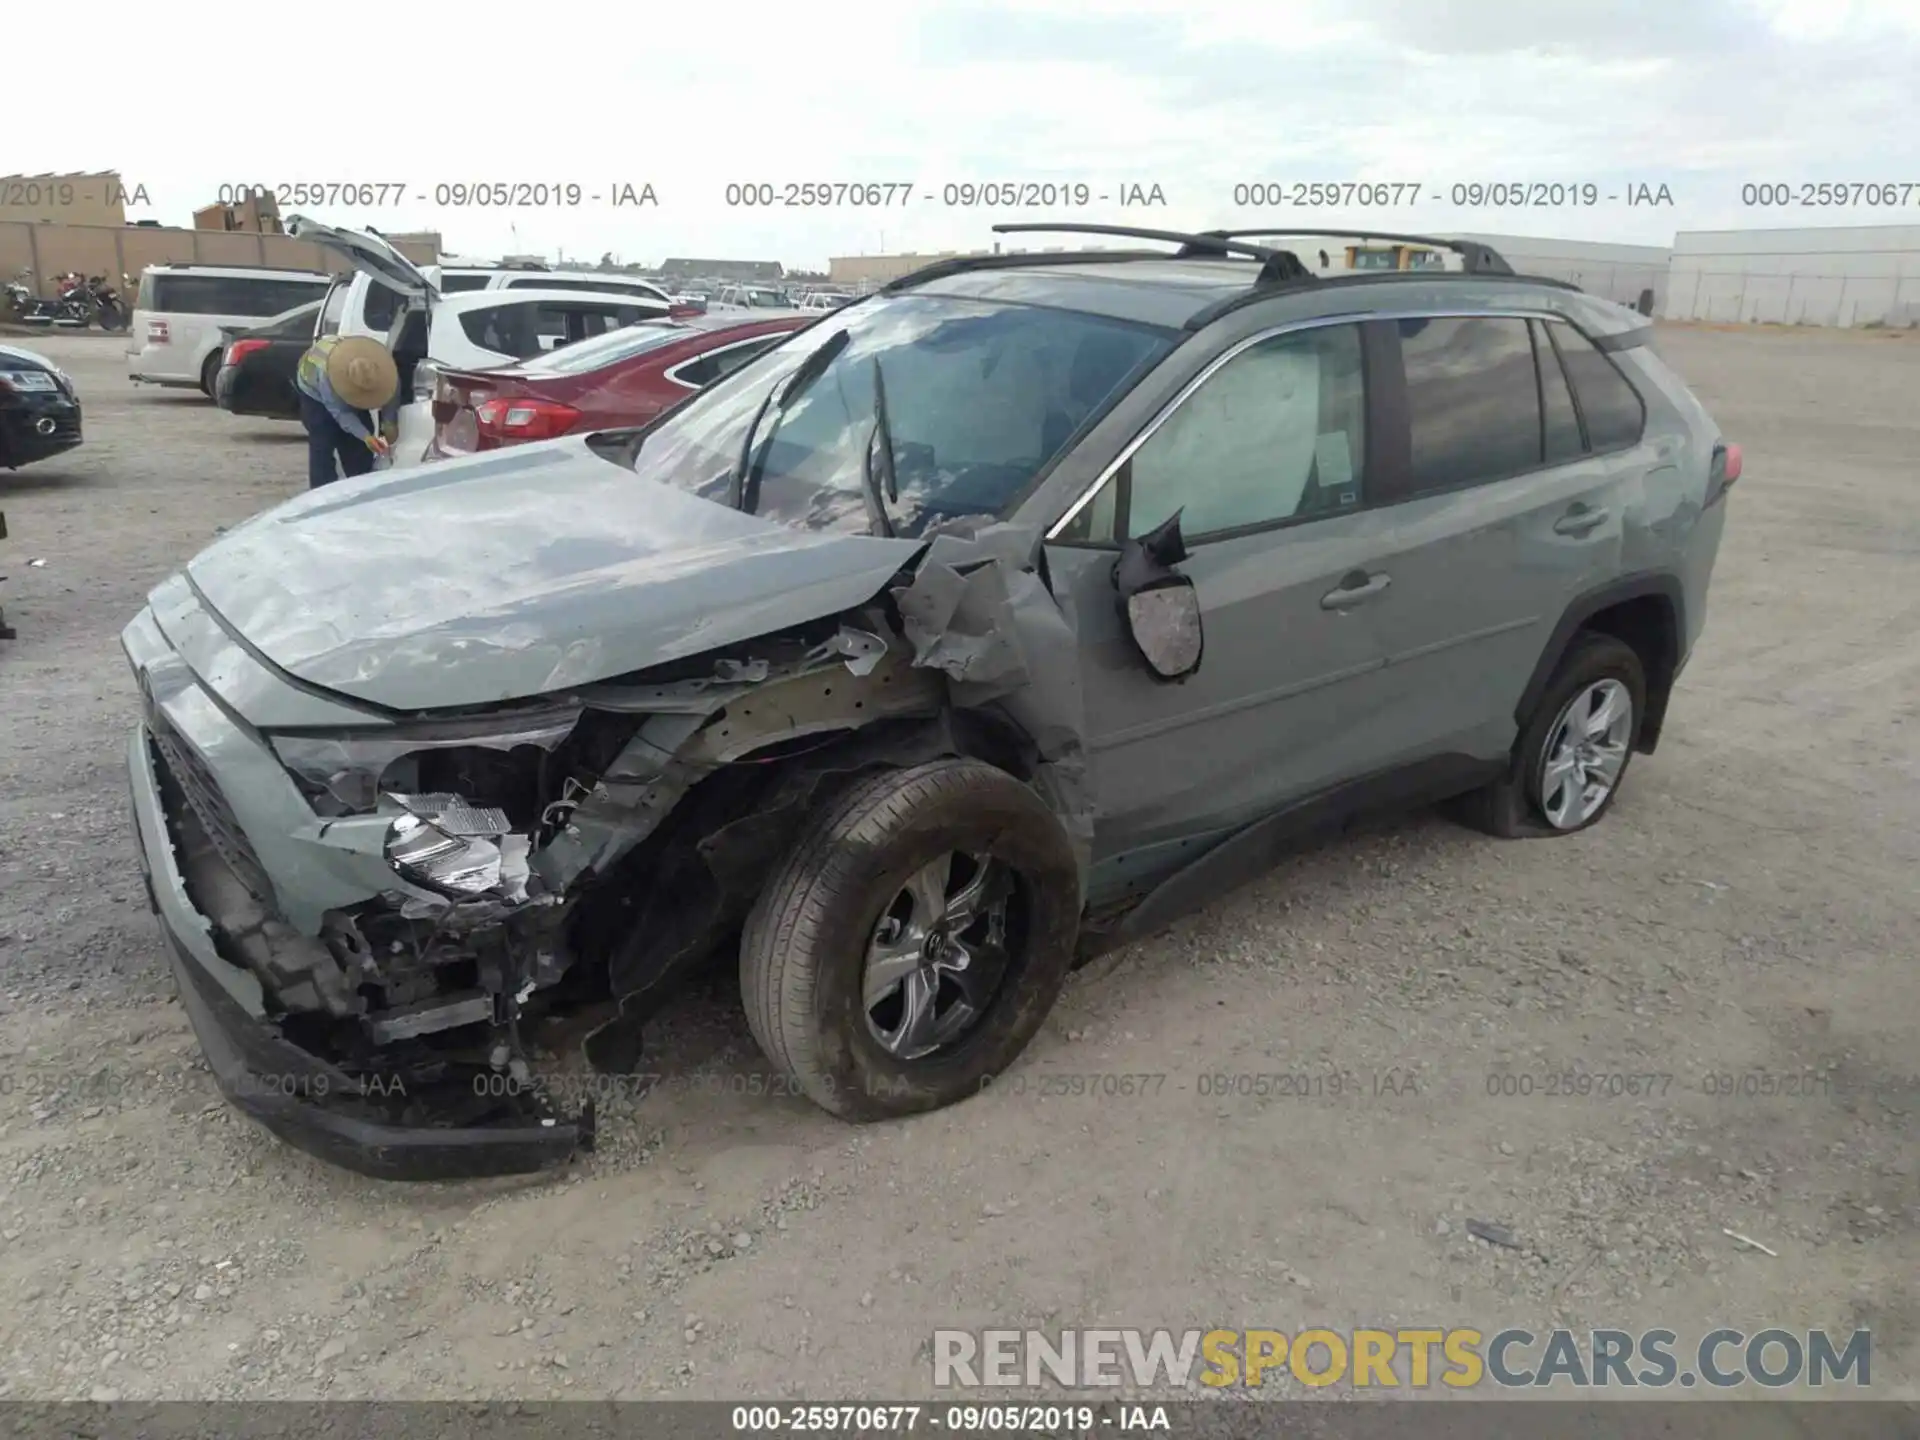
left=862, top=851, right=1015, bottom=1060
left=1539, top=678, right=1633, bottom=830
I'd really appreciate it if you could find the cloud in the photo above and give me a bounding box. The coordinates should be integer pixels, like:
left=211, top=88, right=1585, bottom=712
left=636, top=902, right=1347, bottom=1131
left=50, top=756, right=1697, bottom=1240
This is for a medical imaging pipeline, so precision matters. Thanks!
left=7, top=0, right=1916, bottom=261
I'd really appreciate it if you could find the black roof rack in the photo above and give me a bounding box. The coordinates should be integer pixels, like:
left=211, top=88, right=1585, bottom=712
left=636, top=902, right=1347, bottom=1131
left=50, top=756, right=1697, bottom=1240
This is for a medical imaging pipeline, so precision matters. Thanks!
left=881, top=247, right=1173, bottom=293
left=989, top=222, right=1314, bottom=284
left=1185, top=228, right=1515, bottom=276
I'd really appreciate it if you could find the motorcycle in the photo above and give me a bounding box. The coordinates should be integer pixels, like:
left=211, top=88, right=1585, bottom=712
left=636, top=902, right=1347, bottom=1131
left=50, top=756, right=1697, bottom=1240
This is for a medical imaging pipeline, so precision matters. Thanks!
left=81, top=275, right=129, bottom=331
left=17, top=273, right=125, bottom=330
left=2, top=271, right=32, bottom=322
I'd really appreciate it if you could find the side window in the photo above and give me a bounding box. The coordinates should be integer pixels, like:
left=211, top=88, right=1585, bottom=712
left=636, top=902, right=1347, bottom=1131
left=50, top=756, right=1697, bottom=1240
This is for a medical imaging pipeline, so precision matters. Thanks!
left=1120, top=323, right=1367, bottom=541
left=263, top=304, right=320, bottom=339
left=362, top=279, right=404, bottom=332
left=674, top=338, right=776, bottom=390
left=1531, top=320, right=1584, bottom=464
left=1399, top=316, right=1540, bottom=493
left=1546, top=321, right=1646, bottom=451
left=440, top=273, right=491, bottom=293
left=709, top=336, right=779, bottom=381
left=459, top=303, right=532, bottom=357
left=257, top=279, right=327, bottom=314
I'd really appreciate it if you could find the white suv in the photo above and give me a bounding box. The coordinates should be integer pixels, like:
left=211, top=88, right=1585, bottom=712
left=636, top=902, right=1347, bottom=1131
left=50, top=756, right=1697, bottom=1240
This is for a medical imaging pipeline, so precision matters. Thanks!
left=127, top=265, right=332, bottom=395
left=288, top=217, right=672, bottom=468
left=331, top=261, right=671, bottom=340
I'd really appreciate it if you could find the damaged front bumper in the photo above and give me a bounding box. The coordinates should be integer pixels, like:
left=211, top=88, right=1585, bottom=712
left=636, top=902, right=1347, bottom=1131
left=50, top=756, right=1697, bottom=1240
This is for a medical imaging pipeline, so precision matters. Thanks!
left=117, top=517, right=1097, bottom=1180
left=127, top=725, right=588, bottom=1180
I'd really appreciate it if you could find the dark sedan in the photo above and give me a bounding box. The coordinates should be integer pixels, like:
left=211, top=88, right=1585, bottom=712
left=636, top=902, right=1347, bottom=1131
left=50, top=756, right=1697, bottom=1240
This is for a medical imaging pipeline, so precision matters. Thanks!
left=0, top=343, right=83, bottom=469
left=215, top=299, right=324, bottom=421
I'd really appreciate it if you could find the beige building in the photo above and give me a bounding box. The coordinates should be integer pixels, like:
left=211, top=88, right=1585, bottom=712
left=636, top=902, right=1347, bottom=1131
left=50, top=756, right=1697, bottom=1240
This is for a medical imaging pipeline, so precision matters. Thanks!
left=829, top=251, right=969, bottom=286
left=829, top=245, right=1102, bottom=288
left=0, top=171, right=131, bottom=227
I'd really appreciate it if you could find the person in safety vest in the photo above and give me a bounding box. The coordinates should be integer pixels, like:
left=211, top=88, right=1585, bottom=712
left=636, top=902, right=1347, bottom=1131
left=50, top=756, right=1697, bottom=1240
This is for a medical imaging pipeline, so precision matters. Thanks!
left=295, top=334, right=401, bottom=488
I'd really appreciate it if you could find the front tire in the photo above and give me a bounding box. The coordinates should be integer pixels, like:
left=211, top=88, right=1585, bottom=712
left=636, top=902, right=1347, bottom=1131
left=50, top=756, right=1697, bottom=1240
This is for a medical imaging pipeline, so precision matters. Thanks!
left=1453, top=633, right=1646, bottom=838
left=740, top=759, right=1081, bottom=1121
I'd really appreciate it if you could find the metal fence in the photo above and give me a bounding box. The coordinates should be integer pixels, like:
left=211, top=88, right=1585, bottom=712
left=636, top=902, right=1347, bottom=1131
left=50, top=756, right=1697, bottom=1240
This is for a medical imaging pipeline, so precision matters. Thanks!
left=1663, top=267, right=1920, bottom=328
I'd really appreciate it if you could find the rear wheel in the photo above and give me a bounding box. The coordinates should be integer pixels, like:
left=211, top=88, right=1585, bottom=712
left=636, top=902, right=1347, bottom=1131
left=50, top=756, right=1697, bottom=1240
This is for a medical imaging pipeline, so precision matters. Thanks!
left=1452, top=633, right=1646, bottom=838
left=199, top=351, right=222, bottom=398
left=740, top=759, right=1080, bottom=1120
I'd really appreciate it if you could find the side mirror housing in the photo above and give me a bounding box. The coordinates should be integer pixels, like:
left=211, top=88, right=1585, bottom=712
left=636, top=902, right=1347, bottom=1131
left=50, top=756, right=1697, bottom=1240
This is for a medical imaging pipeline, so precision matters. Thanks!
left=1113, top=511, right=1204, bottom=681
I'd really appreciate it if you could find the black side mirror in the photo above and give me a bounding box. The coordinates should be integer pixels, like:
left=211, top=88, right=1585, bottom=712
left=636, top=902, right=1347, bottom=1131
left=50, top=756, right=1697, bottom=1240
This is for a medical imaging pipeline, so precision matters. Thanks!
left=1112, top=511, right=1203, bottom=682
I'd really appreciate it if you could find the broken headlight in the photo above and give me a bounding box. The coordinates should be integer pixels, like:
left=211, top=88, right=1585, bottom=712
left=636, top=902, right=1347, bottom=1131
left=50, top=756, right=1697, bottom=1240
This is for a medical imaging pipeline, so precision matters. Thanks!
left=267, top=710, right=581, bottom=815
left=384, top=793, right=533, bottom=902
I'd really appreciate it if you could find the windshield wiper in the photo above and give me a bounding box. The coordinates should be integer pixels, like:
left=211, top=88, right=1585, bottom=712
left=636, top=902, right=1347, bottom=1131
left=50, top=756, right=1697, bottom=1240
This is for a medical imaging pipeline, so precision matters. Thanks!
left=859, top=356, right=900, bottom=539
left=732, top=328, right=850, bottom=514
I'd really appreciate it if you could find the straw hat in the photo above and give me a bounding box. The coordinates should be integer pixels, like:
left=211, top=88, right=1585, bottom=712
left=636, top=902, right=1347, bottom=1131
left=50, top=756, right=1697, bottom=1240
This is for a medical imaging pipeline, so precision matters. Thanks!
left=325, top=336, right=399, bottom=410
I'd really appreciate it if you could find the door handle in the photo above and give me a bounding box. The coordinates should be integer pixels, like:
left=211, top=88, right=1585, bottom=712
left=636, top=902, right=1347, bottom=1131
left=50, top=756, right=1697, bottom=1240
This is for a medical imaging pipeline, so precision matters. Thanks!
left=1553, top=505, right=1610, bottom=536
left=1320, top=570, right=1391, bottom=610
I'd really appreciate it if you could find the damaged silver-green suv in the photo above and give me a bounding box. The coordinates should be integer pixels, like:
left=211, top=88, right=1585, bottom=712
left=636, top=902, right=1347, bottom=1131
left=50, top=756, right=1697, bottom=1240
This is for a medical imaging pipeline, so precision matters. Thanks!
left=122, top=223, right=1738, bottom=1178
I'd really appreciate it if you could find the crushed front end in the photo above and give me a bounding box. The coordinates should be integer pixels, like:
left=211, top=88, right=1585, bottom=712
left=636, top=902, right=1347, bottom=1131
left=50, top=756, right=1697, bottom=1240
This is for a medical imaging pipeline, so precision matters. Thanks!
left=119, top=573, right=968, bottom=1179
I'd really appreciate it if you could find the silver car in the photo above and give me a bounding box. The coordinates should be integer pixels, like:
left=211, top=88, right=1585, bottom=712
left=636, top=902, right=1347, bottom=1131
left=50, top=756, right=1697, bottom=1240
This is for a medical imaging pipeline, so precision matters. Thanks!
left=121, top=225, right=1737, bottom=1178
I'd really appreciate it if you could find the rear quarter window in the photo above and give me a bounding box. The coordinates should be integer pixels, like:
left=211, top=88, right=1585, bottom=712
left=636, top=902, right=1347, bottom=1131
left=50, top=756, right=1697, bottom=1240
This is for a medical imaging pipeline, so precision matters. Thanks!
left=458, top=303, right=531, bottom=357
left=1546, top=321, right=1647, bottom=451
left=362, top=279, right=406, bottom=332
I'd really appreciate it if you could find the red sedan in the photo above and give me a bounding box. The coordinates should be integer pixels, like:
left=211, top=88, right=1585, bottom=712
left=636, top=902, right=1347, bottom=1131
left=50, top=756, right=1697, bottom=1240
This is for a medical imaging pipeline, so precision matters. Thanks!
left=424, top=310, right=814, bottom=460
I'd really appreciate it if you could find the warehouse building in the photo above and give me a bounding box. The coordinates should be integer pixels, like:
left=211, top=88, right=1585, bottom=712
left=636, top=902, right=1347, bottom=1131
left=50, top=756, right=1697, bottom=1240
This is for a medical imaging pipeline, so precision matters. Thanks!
left=832, top=233, right=1674, bottom=305
left=1454, top=233, right=1672, bottom=311
left=1663, top=225, right=1920, bottom=328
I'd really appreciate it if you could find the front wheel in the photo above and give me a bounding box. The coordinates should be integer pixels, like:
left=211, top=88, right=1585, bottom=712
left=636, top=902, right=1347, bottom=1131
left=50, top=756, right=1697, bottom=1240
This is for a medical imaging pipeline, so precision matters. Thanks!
left=740, top=759, right=1081, bottom=1121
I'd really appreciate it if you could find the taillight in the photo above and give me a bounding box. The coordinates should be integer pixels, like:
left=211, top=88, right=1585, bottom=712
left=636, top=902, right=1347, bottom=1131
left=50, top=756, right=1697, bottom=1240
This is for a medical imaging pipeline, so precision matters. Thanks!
left=474, top=397, right=581, bottom=442
left=225, top=338, right=268, bottom=367
left=668, top=303, right=702, bottom=319
left=148, top=319, right=169, bottom=343
left=1708, top=440, right=1741, bottom=505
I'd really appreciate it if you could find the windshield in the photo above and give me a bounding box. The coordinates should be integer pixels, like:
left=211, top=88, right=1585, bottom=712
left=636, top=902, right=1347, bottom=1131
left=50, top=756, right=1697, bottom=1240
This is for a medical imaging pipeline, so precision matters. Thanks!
left=631, top=293, right=1175, bottom=538
left=511, top=320, right=690, bottom=375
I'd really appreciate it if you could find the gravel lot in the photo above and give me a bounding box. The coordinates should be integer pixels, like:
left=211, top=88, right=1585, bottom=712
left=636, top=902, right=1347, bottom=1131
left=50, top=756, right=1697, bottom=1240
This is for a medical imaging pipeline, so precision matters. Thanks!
left=0, top=325, right=1914, bottom=1403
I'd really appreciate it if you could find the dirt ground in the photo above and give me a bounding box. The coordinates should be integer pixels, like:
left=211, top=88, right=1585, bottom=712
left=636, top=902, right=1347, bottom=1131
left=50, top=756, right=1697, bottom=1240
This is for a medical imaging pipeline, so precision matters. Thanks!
left=0, top=326, right=1914, bottom=1404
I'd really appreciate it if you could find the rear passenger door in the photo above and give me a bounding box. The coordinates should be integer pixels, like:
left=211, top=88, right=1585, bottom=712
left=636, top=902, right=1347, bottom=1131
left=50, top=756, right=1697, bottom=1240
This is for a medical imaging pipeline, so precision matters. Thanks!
left=1358, top=314, right=1650, bottom=765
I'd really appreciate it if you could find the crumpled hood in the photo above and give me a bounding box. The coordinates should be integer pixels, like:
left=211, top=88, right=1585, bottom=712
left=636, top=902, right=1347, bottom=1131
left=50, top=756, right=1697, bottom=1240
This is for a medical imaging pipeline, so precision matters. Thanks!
left=181, top=438, right=921, bottom=711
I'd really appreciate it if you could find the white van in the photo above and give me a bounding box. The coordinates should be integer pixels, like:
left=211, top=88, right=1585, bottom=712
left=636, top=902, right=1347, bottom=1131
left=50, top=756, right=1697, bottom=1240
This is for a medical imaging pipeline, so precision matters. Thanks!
left=126, top=265, right=333, bottom=395
left=332, top=266, right=672, bottom=340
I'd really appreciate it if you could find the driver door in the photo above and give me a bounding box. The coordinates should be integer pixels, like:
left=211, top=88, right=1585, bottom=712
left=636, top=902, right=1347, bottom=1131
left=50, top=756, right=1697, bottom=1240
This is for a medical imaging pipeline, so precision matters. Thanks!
left=1045, top=320, right=1403, bottom=901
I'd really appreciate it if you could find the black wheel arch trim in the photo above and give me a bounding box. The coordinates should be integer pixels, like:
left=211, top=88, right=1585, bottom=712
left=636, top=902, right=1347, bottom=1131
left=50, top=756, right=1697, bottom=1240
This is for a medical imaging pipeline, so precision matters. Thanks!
left=1517, top=572, right=1685, bottom=753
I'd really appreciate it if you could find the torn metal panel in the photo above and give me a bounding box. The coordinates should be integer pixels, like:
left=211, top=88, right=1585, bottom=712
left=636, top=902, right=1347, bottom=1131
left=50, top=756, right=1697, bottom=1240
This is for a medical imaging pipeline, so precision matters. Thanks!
left=581, top=718, right=968, bottom=1074
left=534, top=624, right=945, bottom=891
left=887, top=523, right=1094, bottom=895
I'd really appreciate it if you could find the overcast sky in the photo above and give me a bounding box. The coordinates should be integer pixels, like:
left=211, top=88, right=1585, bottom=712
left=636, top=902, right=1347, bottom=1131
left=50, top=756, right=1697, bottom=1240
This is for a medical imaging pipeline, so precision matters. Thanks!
left=14, top=0, right=1920, bottom=268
